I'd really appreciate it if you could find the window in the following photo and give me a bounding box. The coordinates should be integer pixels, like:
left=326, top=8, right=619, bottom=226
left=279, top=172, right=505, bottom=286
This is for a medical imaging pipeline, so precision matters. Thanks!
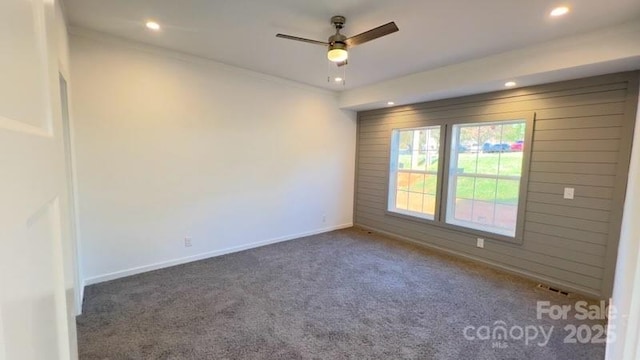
left=388, top=126, right=441, bottom=220
left=387, top=117, right=530, bottom=241
left=446, top=121, right=526, bottom=237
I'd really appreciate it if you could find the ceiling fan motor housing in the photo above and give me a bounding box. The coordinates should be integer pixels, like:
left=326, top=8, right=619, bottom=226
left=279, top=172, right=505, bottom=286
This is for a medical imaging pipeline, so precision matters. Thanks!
left=331, top=15, right=346, bottom=29
left=328, top=16, right=348, bottom=63
left=329, top=16, right=347, bottom=48
left=328, top=33, right=347, bottom=47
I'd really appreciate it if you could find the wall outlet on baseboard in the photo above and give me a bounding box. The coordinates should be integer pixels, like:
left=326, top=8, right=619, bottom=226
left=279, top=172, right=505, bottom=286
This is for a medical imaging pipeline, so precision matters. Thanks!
left=477, top=238, right=484, bottom=248
left=184, top=237, right=192, bottom=247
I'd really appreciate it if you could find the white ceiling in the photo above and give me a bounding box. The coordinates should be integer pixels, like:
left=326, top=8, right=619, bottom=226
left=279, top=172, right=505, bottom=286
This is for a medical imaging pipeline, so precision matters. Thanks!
left=64, top=0, right=640, bottom=91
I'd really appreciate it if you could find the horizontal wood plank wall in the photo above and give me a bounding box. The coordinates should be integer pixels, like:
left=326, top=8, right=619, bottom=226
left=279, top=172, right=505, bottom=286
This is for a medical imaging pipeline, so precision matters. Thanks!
left=354, top=71, right=639, bottom=299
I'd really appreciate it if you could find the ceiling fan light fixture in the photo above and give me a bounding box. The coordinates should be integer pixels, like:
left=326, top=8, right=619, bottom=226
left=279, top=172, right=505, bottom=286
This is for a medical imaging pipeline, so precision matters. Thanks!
left=276, top=15, right=398, bottom=79
left=327, top=43, right=348, bottom=62
left=550, top=6, right=570, bottom=17
left=145, top=21, right=161, bottom=31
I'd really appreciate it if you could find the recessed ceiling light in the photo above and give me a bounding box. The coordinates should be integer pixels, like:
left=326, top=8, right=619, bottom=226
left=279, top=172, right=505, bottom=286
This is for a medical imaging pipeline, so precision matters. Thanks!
left=387, top=101, right=395, bottom=106
left=505, top=81, right=517, bottom=88
left=146, top=21, right=161, bottom=31
left=550, top=6, right=570, bottom=17
left=334, top=77, right=343, bottom=83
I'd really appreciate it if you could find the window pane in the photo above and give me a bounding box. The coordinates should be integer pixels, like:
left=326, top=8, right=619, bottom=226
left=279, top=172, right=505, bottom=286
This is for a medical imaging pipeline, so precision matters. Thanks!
left=399, top=131, right=413, bottom=151
left=458, top=126, right=479, bottom=149
left=398, top=130, right=413, bottom=170
left=499, top=152, right=523, bottom=176
left=471, top=199, right=495, bottom=226
left=474, top=178, right=497, bottom=202
left=396, top=190, right=409, bottom=210
left=425, top=128, right=440, bottom=172
left=496, top=179, right=520, bottom=204
left=422, top=194, right=436, bottom=215
left=460, top=126, right=481, bottom=154
left=409, top=173, right=425, bottom=193
left=477, top=152, right=499, bottom=175
left=411, top=149, right=426, bottom=171
left=425, top=151, right=439, bottom=172
left=455, top=176, right=475, bottom=200
left=494, top=203, right=518, bottom=231
left=424, top=174, right=438, bottom=195
left=389, top=126, right=441, bottom=220
left=453, top=198, right=473, bottom=222
left=408, top=192, right=423, bottom=212
left=456, top=151, right=479, bottom=175
left=397, top=172, right=409, bottom=191
left=398, top=153, right=411, bottom=170
left=447, top=120, right=526, bottom=237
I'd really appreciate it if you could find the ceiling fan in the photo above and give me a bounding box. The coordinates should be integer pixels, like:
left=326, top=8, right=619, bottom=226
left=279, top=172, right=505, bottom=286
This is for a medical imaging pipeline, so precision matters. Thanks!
left=276, top=15, right=399, bottom=66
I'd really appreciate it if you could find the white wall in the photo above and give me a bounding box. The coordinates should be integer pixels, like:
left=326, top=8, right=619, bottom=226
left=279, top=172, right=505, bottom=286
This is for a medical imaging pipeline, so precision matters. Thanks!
left=69, top=31, right=356, bottom=284
left=606, top=84, right=640, bottom=360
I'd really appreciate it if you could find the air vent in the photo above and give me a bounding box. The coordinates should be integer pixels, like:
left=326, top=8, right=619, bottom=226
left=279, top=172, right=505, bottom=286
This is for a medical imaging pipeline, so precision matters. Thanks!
left=537, top=283, right=571, bottom=297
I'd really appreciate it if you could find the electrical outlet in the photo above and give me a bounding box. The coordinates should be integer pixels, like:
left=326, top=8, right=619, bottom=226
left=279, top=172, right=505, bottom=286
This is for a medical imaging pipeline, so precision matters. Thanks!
left=322, top=214, right=327, bottom=223
left=184, top=237, right=192, bottom=247
left=563, top=187, right=575, bottom=200
left=477, top=238, right=484, bottom=248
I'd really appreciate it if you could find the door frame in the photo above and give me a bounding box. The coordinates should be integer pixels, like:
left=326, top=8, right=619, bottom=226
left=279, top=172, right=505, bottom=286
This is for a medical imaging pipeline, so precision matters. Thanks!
left=59, top=72, right=83, bottom=315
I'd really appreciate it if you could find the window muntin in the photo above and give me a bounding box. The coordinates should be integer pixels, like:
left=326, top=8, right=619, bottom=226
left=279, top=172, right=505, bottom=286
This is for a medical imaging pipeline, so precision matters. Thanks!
left=388, top=126, right=441, bottom=220
left=446, top=120, right=526, bottom=237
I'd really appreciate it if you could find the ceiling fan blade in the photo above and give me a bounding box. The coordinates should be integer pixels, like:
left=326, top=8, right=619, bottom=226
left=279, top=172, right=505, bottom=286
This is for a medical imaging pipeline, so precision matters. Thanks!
left=345, top=22, right=399, bottom=47
left=276, top=34, right=328, bottom=46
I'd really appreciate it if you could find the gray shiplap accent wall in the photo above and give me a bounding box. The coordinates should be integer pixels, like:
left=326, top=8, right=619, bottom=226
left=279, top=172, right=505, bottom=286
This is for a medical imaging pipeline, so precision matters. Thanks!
left=354, top=72, right=639, bottom=299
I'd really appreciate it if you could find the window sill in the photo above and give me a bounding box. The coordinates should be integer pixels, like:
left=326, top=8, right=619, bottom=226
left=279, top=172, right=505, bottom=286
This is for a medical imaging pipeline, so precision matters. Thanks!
left=385, top=209, right=523, bottom=245
left=386, top=209, right=436, bottom=223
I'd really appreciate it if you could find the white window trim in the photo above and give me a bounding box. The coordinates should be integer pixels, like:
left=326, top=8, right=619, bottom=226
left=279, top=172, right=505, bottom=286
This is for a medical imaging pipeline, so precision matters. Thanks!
left=385, top=113, right=535, bottom=244
left=387, top=126, right=441, bottom=221
left=445, top=120, right=526, bottom=238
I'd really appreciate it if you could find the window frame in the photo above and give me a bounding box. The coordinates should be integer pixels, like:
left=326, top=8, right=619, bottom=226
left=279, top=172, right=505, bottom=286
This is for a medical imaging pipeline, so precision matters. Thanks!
left=385, top=112, right=534, bottom=244
left=387, top=125, right=445, bottom=222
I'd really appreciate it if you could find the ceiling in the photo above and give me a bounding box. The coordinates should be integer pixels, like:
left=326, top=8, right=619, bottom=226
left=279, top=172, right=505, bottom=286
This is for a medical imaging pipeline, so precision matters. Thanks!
left=63, top=0, right=640, bottom=91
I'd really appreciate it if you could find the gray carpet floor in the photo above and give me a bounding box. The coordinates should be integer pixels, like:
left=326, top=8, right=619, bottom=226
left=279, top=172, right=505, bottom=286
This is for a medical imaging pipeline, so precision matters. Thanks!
left=77, top=228, right=606, bottom=360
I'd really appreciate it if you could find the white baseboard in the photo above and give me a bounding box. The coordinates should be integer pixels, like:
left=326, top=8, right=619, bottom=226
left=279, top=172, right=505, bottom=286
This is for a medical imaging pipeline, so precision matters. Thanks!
left=76, top=280, right=85, bottom=316
left=83, top=223, right=353, bottom=286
